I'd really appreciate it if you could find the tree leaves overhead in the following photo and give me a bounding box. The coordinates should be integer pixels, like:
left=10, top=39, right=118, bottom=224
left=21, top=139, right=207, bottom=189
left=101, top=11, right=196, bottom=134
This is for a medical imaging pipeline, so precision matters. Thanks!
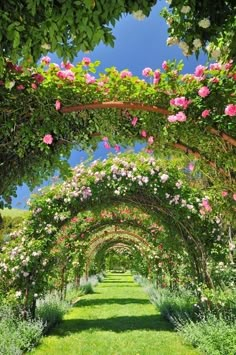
left=0, top=0, right=157, bottom=73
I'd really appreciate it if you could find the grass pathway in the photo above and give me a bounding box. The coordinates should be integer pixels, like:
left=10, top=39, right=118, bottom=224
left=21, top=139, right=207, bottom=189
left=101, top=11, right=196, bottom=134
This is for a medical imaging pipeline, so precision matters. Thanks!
left=32, top=273, right=199, bottom=355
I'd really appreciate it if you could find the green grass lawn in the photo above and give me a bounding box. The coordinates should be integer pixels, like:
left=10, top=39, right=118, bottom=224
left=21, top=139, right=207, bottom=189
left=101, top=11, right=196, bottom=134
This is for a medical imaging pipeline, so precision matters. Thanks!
left=32, top=273, right=200, bottom=355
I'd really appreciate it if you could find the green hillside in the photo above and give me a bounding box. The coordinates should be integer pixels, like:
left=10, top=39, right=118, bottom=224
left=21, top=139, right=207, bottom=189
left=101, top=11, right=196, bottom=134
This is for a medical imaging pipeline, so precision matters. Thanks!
left=0, top=208, right=30, bottom=218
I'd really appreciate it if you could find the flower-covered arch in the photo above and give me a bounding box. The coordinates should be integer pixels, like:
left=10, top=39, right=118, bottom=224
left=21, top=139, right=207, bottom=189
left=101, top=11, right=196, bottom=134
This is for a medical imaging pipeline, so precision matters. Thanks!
left=84, top=230, right=152, bottom=278
left=0, top=58, right=235, bottom=207
left=0, top=152, right=228, bottom=315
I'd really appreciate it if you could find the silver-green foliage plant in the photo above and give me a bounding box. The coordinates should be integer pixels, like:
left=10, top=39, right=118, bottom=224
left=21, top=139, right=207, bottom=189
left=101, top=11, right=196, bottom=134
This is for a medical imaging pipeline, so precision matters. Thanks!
left=176, top=314, right=236, bottom=355
left=0, top=305, right=43, bottom=355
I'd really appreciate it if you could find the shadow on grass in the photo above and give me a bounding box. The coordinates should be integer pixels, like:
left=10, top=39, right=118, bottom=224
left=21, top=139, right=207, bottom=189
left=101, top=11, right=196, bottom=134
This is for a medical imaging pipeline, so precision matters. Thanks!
left=74, top=298, right=150, bottom=307
left=50, top=314, right=173, bottom=336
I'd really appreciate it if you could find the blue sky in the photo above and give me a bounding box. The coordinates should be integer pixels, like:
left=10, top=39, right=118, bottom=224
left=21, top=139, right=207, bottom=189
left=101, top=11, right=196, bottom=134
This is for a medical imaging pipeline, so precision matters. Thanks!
left=12, top=2, right=207, bottom=209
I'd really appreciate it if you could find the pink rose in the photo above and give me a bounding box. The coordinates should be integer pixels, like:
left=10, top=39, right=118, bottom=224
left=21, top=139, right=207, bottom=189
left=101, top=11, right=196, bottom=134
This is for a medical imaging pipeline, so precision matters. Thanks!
left=209, top=77, right=219, bottom=83
left=104, top=141, right=111, bottom=149
left=148, top=136, right=154, bottom=145
left=55, top=100, right=61, bottom=111
left=225, top=104, right=236, bottom=116
left=31, top=83, right=37, bottom=90
left=16, top=85, right=25, bottom=90
left=201, top=109, right=210, bottom=118
left=57, top=71, right=67, bottom=80
left=141, top=130, right=147, bottom=138
left=198, top=86, right=210, bottom=98
left=142, top=67, right=152, bottom=76
left=114, top=144, right=121, bottom=152
left=167, top=115, right=177, bottom=123
left=233, top=193, right=236, bottom=201
left=85, top=73, right=96, bottom=84
left=194, top=65, right=206, bottom=77
left=43, top=134, right=53, bottom=145
left=188, top=163, right=195, bottom=171
left=170, top=97, right=191, bottom=109
left=131, top=116, right=138, bottom=126
left=82, top=57, right=91, bottom=66
left=221, top=191, right=228, bottom=197
left=120, top=70, right=132, bottom=78
left=176, top=111, right=187, bottom=122
left=154, top=70, right=161, bottom=80
left=209, top=63, right=221, bottom=70
left=32, top=73, right=45, bottom=84
left=162, top=61, right=168, bottom=70
left=224, top=61, right=233, bottom=70
left=41, top=56, right=51, bottom=65
left=64, top=70, right=75, bottom=81
left=61, top=61, right=74, bottom=69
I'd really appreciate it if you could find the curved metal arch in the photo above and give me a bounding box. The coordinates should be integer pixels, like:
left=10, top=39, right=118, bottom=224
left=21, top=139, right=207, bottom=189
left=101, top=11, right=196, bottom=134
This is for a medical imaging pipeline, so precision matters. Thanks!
left=61, top=101, right=236, bottom=148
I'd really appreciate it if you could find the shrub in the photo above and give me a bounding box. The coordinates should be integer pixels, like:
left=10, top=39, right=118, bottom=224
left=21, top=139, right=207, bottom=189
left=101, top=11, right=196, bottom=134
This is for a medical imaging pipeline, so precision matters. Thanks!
left=36, top=293, right=70, bottom=333
left=176, top=313, right=236, bottom=355
left=79, top=282, right=94, bottom=295
left=0, top=305, right=43, bottom=354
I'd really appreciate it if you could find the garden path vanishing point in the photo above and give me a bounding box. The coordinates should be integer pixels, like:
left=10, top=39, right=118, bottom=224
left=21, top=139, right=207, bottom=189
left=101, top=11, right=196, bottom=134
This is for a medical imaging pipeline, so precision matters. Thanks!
left=32, top=273, right=200, bottom=355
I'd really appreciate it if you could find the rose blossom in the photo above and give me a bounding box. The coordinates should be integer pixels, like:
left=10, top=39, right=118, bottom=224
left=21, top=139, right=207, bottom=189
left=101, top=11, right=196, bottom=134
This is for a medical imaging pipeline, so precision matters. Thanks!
left=41, top=56, right=51, bottom=65
left=148, top=136, right=154, bottom=145
left=162, top=61, right=168, bottom=70
left=176, top=111, right=187, bottom=122
left=142, top=67, right=152, bottom=76
left=82, top=57, right=91, bottom=66
left=198, top=86, right=210, bottom=97
left=120, top=70, right=132, bottom=78
left=167, top=115, right=177, bottom=123
left=55, top=100, right=61, bottom=111
left=194, top=65, right=206, bottom=77
left=141, top=130, right=147, bottom=138
left=131, top=116, right=138, bottom=126
left=43, top=134, right=53, bottom=145
left=114, top=144, right=121, bottom=152
left=221, top=191, right=228, bottom=197
left=225, top=104, right=236, bottom=117
left=61, top=61, right=74, bottom=69
left=85, top=73, right=96, bottom=84
left=201, top=109, right=210, bottom=118
left=198, top=18, right=211, bottom=28
left=16, top=85, right=25, bottom=90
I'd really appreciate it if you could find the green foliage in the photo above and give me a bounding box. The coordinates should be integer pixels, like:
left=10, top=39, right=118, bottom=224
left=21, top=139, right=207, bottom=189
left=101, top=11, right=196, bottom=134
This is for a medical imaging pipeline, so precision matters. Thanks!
left=0, top=59, right=235, bottom=207
left=36, top=293, right=70, bottom=333
left=0, top=0, right=156, bottom=73
left=138, top=275, right=236, bottom=355
left=161, top=1, right=236, bottom=60
left=79, top=281, right=94, bottom=295
left=0, top=305, right=43, bottom=355
left=177, top=314, right=236, bottom=355
left=0, top=212, right=26, bottom=244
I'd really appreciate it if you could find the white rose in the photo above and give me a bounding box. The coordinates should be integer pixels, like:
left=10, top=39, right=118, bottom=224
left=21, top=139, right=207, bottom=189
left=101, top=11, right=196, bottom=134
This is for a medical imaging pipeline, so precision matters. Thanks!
left=198, top=18, right=211, bottom=28
left=181, top=6, right=191, bottom=14
left=132, top=10, right=146, bottom=21
left=193, top=39, right=202, bottom=48
left=179, top=41, right=189, bottom=51
left=211, top=49, right=221, bottom=59
left=167, top=37, right=179, bottom=46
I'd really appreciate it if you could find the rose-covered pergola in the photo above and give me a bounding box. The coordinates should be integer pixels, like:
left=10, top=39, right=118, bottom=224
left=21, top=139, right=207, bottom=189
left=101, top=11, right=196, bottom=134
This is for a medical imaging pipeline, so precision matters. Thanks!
left=0, top=153, right=229, bottom=316
left=0, top=58, right=235, bottom=208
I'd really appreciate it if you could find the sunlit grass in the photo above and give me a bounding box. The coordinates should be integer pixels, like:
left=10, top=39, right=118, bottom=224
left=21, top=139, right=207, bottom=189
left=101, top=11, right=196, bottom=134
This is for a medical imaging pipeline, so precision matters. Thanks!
left=1, top=208, right=29, bottom=217
left=31, top=273, right=200, bottom=355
